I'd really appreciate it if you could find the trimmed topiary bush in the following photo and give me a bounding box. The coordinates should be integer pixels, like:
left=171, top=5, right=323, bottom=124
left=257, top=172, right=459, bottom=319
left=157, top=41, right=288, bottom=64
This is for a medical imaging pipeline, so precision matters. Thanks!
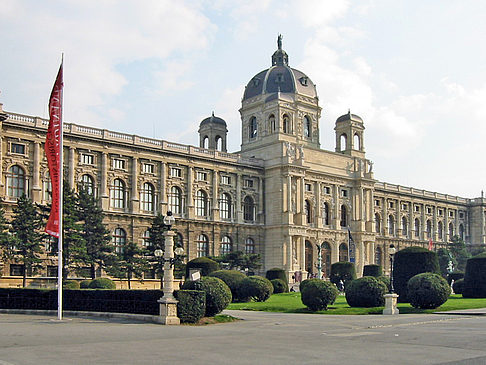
left=363, top=264, right=382, bottom=278
left=300, top=279, right=339, bottom=311
left=463, top=253, right=486, bottom=298
left=181, top=276, right=231, bottom=316
left=299, top=279, right=313, bottom=293
left=63, top=280, right=80, bottom=289
left=447, top=272, right=464, bottom=285
left=209, top=270, right=246, bottom=302
left=80, top=280, right=92, bottom=289
left=377, top=276, right=391, bottom=292
left=453, top=279, right=464, bottom=295
left=407, top=273, right=451, bottom=309
left=266, top=268, right=288, bottom=283
left=345, top=277, right=387, bottom=307
left=88, top=278, right=116, bottom=289
left=238, top=276, right=274, bottom=302
left=270, top=278, right=288, bottom=294
left=174, top=290, right=206, bottom=323
left=185, top=257, right=220, bottom=278
left=393, top=246, right=440, bottom=302
left=330, top=262, right=357, bottom=286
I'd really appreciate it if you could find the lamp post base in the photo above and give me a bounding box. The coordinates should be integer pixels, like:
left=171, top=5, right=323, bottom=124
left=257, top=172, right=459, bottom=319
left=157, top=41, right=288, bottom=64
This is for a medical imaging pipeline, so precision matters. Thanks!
left=383, top=293, right=399, bottom=315
left=157, top=297, right=180, bottom=325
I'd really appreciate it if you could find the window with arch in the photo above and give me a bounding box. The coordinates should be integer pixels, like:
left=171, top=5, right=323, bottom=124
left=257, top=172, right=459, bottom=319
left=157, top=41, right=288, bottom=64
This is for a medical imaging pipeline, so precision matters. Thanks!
left=176, top=232, right=184, bottom=251
left=388, top=215, right=395, bottom=236
left=220, top=236, right=232, bottom=255
left=245, top=238, right=255, bottom=254
left=268, top=114, right=276, bottom=132
left=79, top=174, right=95, bottom=196
left=7, top=165, right=25, bottom=198
left=305, top=200, right=312, bottom=224
left=340, top=134, right=347, bottom=151
left=113, top=228, right=126, bottom=254
left=402, top=216, right=408, bottom=237
left=339, top=243, right=348, bottom=262
left=353, top=133, right=360, bottom=150
left=321, top=242, right=331, bottom=277
left=202, top=136, right=209, bottom=149
left=243, top=196, right=255, bottom=222
left=375, top=213, right=381, bottom=234
left=169, top=186, right=183, bottom=215
left=142, top=230, right=152, bottom=255
left=305, top=240, right=313, bottom=274
left=375, top=246, right=383, bottom=266
left=43, top=173, right=52, bottom=202
left=449, top=223, right=454, bottom=240
left=195, top=189, right=209, bottom=217
left=322, top=202, right=330, bottom=226
left=110, top=178, right=126, bottom=209
left=438, top=221, right=444, bottom=241
left=196, top=234, right=209, bottom=257
left=141, top=182, right=155, bottom=212
left=249, top=117, right=257, bottom=139
left=215, top=136, right=222, bottom=151
left=426, top=220, right=432, bottom=239
left=219, top=193, right=232, bottom=220
left=340, top=205, right=347, bottom=227
left=283, top=114, right=290, bottom=133
left=304, top=115, right=311, bottom=138
left=459, top=224, right=465, bottom=240
left=414, top=218, right=421, bottom=238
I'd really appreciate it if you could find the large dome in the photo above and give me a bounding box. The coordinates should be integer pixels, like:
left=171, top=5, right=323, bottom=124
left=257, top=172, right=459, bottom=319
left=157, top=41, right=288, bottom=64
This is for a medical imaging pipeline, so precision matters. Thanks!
left=242, top=36, right=318, bottom=101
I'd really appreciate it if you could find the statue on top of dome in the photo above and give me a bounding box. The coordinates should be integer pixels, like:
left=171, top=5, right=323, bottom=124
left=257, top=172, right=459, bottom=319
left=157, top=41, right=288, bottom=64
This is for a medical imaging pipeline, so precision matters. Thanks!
left=277, top=34, right=283, bottom=50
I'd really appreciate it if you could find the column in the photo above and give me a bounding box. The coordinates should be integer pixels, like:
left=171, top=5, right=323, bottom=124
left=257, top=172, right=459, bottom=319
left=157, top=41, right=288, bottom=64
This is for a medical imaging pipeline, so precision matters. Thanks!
left=159, top=161, right=167, bottom=212
left=258, top=177, right=263, bottom=223
left=332, top=185, right=339, bottom=229
left=383, top=196, right=388, bottom=236
left=370, top=241, right=375, bottom=264
left=212, top=169, right=219, bottom=220
left=299, top=236, right=305, bottom=272
left=316, top=182, right=322, bottom=228
left=32, top=142, right=41, bottom=202
left=187, top=166, right=194, bottom=219
left=100, top=152, right=109, bottom=210
left=68, top=147, right=75, bottom=188
left=131, top=157, right=139, bottom=212
left=236, top=173, right=242, bottom=223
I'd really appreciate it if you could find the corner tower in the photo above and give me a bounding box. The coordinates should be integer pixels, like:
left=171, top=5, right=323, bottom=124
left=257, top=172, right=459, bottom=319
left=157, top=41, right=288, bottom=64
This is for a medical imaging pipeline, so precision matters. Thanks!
left=334, top=110, right=365, bottom=158
left=239, top=35, right=321, bottom=154
left=198, top=112, right=228, bottom=152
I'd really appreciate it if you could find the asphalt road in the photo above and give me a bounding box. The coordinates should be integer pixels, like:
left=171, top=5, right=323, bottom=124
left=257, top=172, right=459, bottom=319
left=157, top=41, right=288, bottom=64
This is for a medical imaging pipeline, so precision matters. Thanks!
left=0, top=310, right=485, bottom=365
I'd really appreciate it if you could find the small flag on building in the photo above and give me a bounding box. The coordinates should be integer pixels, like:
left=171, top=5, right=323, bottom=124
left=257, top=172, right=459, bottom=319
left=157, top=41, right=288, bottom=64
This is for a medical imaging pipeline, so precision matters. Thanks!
left=348, top=228, right=356, bottom=263
left=428, top=238, right=434, bottom=251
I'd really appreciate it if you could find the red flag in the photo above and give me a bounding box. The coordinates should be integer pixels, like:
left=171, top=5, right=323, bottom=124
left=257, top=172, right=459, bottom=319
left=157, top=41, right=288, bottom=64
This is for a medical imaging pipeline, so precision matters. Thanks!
left=428, top=238, right=434, bottom=251
left=45, top=64, right=63, bottom=237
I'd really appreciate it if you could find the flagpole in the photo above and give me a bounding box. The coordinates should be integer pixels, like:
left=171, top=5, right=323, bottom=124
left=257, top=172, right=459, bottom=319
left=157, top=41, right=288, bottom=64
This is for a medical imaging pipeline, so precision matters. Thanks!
left=57, top=54, right=64, bottom=321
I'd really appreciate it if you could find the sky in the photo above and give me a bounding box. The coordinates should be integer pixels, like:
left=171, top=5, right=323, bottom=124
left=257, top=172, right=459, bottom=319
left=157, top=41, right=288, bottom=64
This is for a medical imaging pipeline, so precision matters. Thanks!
left=1, top=0, right=485, bottom=198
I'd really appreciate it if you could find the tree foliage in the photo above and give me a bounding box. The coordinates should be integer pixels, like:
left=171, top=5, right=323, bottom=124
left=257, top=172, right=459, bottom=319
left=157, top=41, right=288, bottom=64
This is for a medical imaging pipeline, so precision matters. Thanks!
left=107, top=241, right=149, bottom=289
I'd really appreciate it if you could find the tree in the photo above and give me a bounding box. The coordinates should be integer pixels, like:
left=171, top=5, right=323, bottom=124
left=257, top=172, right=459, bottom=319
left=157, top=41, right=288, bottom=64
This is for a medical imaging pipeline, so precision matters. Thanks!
left=77, top=188, right=112, bottom=278
left=107, top=241, right=149, bottom=289
left=8, top=195, right=45, bottom=287
left=449, top=236, right=470, bottom=272
left=215, top=251, right=261, bottom=272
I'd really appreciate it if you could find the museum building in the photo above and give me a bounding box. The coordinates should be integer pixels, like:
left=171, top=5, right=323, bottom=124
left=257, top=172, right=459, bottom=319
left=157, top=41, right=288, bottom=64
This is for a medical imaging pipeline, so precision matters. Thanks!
left=0, top=38, right=484, bottom=286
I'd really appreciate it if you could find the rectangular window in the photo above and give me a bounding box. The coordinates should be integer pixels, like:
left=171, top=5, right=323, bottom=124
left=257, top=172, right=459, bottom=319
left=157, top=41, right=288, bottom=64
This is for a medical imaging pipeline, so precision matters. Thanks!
left=113, top=158, right=126, bottom=170
left=170, top=167, right=182, bottom=178
left=221, top=175, right=231, bottom=185
left=143, top=163, right=154, bottom=174
left=47, top=266, right=58, bottom=277
left=449, top=211, right=454, bottom=218
left=197, top=171, right=207, bottom=181
left=10, top=264, right=24, bottom=276
left=401, top=203, right=408, bottom=210
left=426, top=207, right=432, bottom=214
left=341, top=189, right=348, bottom=197
left=305, top=183, right=312, bottom=192
left=388, top=201, right=394, bottom=209
left=244, top=179, right=254, bottom=188
left=375, top=199, right=381, bottom=207
left=459, top=211, right=464, bottom=219
left=324, top=186, right=331, bottom=195
left=415, top=205, right=420, bottom=212
left=81, top=154, right=94, bottom=165
left=144, top=269, right=156, bottom=279
left=438, top=209, right=443, bottom=216
left=10, top=143, right=25, bottom=154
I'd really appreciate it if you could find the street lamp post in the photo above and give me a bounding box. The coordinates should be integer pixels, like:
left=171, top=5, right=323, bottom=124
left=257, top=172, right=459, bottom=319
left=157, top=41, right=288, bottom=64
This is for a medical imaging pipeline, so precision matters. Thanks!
left=389, top=244, right=396, bottom=294
left=315, top=243, right=322, bottom=280
left=383, top=243, right=399, bottom=315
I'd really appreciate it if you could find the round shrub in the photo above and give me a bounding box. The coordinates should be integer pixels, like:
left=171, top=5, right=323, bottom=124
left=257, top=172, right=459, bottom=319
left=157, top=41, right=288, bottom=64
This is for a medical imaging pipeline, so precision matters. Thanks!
left=393, top=246, right=440, bottom=302
left=447, top=272, right=464, bottom=285
left=330, top=262, right=356, bottom=286
left=80, top=280, right=92, bottom=289
left=63, top=280, right=80, bottom=289
left=345, top=277, right=387, bottom=307
left=266, top=268, right=288, bottom=283
left=209, top=270, right=246, bottom=302
left=88, top=277, right=116, bottom=289
left=463, top=253, right=486, bottom=298
left=185, top=257, right=220, bottom=278
left=363, top=264, right=382, bottom=278
left=271, top=278, right=288, bottom=294
left=377, top=276, right=391, bottom=292
left=301, top=279, right=338, bottom=311
left=238, top=276, right=273, bottom=302
left=299, top=278, right=313, bottom=293
left=453, top=278, right=464, bottom=295
left=407, top=273, right=451, bottom=309
left=181, top=276, right=231, bottom=316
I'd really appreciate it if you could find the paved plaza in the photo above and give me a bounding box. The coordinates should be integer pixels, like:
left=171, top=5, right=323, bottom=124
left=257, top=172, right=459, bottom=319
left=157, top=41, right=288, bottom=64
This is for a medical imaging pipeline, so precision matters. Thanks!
left=0, top=310, right=485, bottom=364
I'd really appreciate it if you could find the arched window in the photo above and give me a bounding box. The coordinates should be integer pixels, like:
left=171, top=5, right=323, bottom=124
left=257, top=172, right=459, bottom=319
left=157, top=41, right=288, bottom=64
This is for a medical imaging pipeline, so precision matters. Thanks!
left=176, top=232, right=184, bottom=251
left=196, top=234, right=209, bottom=257
left=215, top=136, right=222, bottom=151
left=195, top=189, right=209, bottom=217
left=375, top=246, right=383, bottom=266
left=305, top=240, right=313, bottom=274
left=339, top=243, right=348, bottom=262
left=243, top=196, right=255, bottom=222
left=142, top=230, right=152, bottom=255
left=340, top=205, right=347, bottom=227
left=113, top=228, right=126, bottom=254
left=459, top=224, right=465, bottom=240
left=202, top=136, right=209, bottom=149
left=437, top=221, right=443, bottom=241
left=7, top=165, right=25, bottom=198
left=43, top=173, right=52, bottom=202
left=402, top=216, right=408, bottom=237
left=220, top=236, right=232, bottom=255
left=283, top=114, right=290, bottom=133
left=340, top=134, right=347, bottom=151
left=245, top=238, right=255, bottom=254
left=322, top=202, right=330, bottom=226
left=110, top=178, right=126, bottom=209
left=375, top=213, right=381, bottom=234
left=449, top=223, right=454, bottom=240
left=426, top=220, right=432, bottom=239
left=140, top=183, right=155, bottom=212
left=414, top=218, right=421, bottom=238
left=268, top=114, right=276, bottom=132
left=219, top=193, right=232, bottom=220
left=80, top=174, right=95, bottom=196
left=304, top=115, right=311, bottom=138
left=388, top=215, right=395, bottom=236
left=353, top=133, right=360, bottom=150
left=169, top=186, right=182, bottom=215
left=305, top=200, right=312, bottom=224
left=249, top=117, right=257, bottom=139
left=321, top=242, right=331, bottom=277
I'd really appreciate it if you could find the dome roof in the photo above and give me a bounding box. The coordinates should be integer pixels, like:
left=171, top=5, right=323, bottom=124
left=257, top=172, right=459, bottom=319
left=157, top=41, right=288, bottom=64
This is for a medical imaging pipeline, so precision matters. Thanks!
left=242, top=36, right=318, bottom=101
left=336, top=111, right=363, bottom=123
left=199, top=112, right=227, bottom=127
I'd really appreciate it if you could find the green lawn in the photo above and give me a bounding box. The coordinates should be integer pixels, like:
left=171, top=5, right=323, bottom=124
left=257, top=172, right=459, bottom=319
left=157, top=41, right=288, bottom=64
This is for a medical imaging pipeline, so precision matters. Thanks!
left=227, top=293, right=486, bottom=315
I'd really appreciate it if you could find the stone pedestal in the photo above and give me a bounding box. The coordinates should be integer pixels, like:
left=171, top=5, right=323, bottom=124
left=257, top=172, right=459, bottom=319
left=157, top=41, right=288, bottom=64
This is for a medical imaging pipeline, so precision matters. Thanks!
left=383, top=293, right=399, bottom=315
left=157, top=297, right=180, bottom=325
